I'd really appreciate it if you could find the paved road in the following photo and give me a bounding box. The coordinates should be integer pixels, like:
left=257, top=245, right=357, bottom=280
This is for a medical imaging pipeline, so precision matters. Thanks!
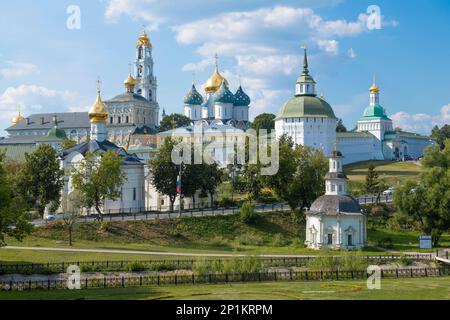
left=31, top=195, right=393, bottom=227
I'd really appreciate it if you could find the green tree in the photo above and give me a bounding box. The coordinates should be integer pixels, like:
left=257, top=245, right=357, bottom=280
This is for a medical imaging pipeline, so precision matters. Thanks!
left=262, top=135, right=327, bottom=213
left=0, top=152, right=32, bottom=246
left=158, top=113, right=192, bottom=133
left=336, top=118, right=347, bottom=133
left=149, top=138, right=180, bottom=211
left=431, top=125, right=450, bottom=150
left=70, top=151, right=126, bottom=220
left=61, top=139, right=77, bottom=150
left=199, top=163, right=223, bottom=207
left=251, top=113, right=276, bottom=132
left=395, top=141, right=450, bottom=246
left=17, top=144, right=64, bottom=218
left=61, top=190, right=86, bottom=246
left=364, top=163, right=379, bottom=194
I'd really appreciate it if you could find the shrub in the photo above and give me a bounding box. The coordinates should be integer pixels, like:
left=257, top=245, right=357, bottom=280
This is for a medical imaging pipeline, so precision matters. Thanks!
left=99, top=221, right=109, bottom=232
left=192, top=256, right=264, bottom=275
left=235, top=233, right=264, bottom=246
left=239, top=202, right=257, bottom=223
left=125, top=261, right=146, bottom=272
left=258, top=188, right=276, bottom=204
left=308, top=253, right=367, bottom=271
left=387, top=212, right=421, bottom=231
left=271, top=233, right=291, bottom=247
left=377, top=237, right=394, bottom=249
left=399, top=256, right=414, bottom=266
left=218, top=197, right=237, bottom=208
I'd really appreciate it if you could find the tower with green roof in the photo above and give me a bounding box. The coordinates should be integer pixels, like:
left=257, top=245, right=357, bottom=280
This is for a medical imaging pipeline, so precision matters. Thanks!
left=356, top=79, right=393, bottom=140
left=275, top=48, right=337, bottom=155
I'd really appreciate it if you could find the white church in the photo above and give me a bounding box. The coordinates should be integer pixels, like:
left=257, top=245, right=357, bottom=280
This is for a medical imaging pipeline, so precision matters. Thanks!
left=275, top=49, right=434, bottom=165
left=305, top=148, right=367, bottom=250
left=61, top=83, right=146, bottom=214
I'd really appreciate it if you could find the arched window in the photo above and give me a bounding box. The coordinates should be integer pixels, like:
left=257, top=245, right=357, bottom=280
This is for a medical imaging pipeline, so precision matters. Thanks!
left=138, top=47, right=143, bottom=59
left=148, top=90, right=152, bottom=101
left=125, top=116, right=129, bottom=123
left=110, top=117, right=113, bottom=124
left=137, top=89, right=142, bottom=95
left=118, top=117, right=121, bottom=124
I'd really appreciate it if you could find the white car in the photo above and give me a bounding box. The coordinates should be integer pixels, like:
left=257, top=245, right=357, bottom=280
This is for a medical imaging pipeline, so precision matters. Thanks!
left=383, top=188, right=394, bottom=196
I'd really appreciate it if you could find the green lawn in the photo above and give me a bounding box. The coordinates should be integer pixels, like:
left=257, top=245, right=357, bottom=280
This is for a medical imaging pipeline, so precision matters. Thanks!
left=2, top=211, right=448, bottom=264
left=1, top=277, right=448, bottom=300
left=344, top=160, right=424, bottom=189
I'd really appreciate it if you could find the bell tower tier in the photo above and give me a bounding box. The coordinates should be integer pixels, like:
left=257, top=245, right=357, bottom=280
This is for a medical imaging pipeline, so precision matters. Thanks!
left=135, top=30, right=160, bottom=124
left=325, top=147, right=348, bottom=196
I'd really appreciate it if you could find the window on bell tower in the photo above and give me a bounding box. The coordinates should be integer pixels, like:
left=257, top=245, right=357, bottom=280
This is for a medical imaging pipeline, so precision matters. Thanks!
left=138, top=47, right=143, bottom=59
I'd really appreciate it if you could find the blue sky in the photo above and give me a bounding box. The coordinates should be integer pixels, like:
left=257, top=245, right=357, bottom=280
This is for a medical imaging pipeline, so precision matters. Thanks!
left=1, top=0, right=449, bottom=135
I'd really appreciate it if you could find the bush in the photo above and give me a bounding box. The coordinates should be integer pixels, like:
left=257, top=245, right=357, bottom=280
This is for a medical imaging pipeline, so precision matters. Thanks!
left=377, top=237, right=394, bottom=249
left=387, top=212, right=421, bottom=231
left=125, top=261, right=146, bottom=272
left=99, top=221, right=109, bottom=232
left=257, top=188, right=276, bottom=204
left=308, top=253, right=367, bottom=271
left=239, top=202, right=257, bottom=223
left=399, top=256, right=414, bottom=266
left=235, top=233, right=264, bottom=246
left=218, top=197, right=237, bottom=208
left=192, top=256, right=264, bottom=275
left=271, top=233, right=291, bottom=247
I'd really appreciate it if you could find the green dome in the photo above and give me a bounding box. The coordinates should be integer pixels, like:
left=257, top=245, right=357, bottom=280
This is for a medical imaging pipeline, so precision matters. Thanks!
left=47, top=127, right=67, bottom=140
left=275, top=96, right=336, bottom=120
left=361, top=105, right=390, bottom=120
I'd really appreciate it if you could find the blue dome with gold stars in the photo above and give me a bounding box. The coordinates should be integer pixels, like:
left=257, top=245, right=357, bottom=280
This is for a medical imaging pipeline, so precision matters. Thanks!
left=184, top=84, right=204, bottom=105
left=214, top=81, right=235, bottom=104
left=234, top=85, right=250, bottom=106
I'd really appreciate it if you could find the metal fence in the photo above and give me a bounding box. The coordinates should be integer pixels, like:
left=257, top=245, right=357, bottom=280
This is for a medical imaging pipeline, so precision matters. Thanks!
left=1, top=266, right=448, bottom=292
left=0, top=254, right=433, bottom=275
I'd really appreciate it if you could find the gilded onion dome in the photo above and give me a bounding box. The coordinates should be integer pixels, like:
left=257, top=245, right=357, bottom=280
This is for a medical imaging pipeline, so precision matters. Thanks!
left=205, top=65, right=229, bottom=93
left=234, top=85, right=250, bottom=106
left=11, top=112, right=25, bottom=125
left=124, top=73, right=137, bottom=91
left=89, top=84, right=109, bottom=123
left=214, top=81, right=235, bottom=104
left=136, top=30, right=152, bottom=48
left=184, top=84, right=204, bottom=105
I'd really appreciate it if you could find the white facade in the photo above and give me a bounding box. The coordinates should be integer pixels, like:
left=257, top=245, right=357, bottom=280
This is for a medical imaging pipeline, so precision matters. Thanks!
left=275, top=117, right=336, bottom=155
left=305, top=149, right=367, bottom=250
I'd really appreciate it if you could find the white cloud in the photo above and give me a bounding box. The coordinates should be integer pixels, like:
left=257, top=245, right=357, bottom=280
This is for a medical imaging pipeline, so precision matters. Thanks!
left=0, top=85, right=76, bottom=122
left=182, top=58, right=214, bottom=72
left=0, top=61, right=39, bottom=79
left=316, top=39, right=339, bottom=55
left=104, top=0, right=165, bottom=31
left=390, top=104, right=450, bottom=134
left=235, top=55, right=301, bottom=76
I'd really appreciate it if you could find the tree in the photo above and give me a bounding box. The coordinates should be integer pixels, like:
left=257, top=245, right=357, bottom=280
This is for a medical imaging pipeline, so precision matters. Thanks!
left=364, top=163, right=379, bottom=194
left=61, top=190, right=85, bottom=246
left=148, top=138, right=180, bottom=211
left=251, top=113, right=276, bottom=133
left=395, top=141, right=450, bottom=246
left=199, top=163, right=223, bottom=207
left=0, top=152, right=32, bottom=246
left=431, top=124, right=450, bottom=150
left=62, top=139, right=77, bottom=150
left=17, top=144, right=64, bottom=219
left=70, top=151, right=126, bottom=220
left=262, top=135, right=328, bottom=213
left=336, top=118, right=347, bottom=133
left=158, top=113, right=192, bottom=133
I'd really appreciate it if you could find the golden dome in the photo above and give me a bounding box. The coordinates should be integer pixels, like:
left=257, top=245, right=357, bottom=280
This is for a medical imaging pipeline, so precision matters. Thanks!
left=124, top=73, right=137, bottom=89
left=370, top=82, right=380, bottom=94
left=11, top=112, right=25, bottom=125
left=205, top=66, right=228, bottom=93
left=89, top=84, right=108, bottom=123
left=136, top=30, right=152, bottom=48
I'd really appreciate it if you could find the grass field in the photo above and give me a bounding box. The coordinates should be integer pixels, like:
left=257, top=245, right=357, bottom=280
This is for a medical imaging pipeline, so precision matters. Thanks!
left=2, top=211, right=449, bottom=264
left=0, top=277, right=448, bottom=300
left=344, top=161, right=424, bottom=191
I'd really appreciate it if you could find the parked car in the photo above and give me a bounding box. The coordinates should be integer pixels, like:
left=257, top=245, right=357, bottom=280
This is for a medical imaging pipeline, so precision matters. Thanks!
left=382, top=187, right=394, bottom=196
left=45, top=214, right=56, bottom=221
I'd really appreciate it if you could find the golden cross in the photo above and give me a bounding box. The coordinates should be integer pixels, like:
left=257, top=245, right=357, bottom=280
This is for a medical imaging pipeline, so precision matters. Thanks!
left=129, top=63, right=133, bottom=75
left=214, top=53, right=219, bottom=68
left=192, top=72, right=196, bottom=85
left=333, top=139, right=337, bottom=152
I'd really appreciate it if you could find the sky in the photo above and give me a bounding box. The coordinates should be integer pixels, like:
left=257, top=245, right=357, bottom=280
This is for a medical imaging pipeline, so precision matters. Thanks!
left=0, top=0, right=450, bottom=135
